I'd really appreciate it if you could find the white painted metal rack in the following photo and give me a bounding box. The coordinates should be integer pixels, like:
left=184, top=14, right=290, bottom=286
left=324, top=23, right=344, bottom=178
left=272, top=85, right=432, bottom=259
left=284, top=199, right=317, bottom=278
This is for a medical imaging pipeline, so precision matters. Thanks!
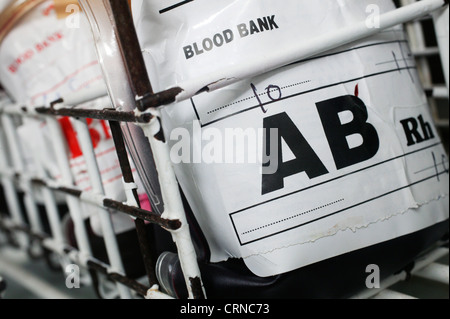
left=0, top=0, right=449, bottom=299
left=401, top=0, right=449, bottom=151
left=356, top=0, right=450, bottom=298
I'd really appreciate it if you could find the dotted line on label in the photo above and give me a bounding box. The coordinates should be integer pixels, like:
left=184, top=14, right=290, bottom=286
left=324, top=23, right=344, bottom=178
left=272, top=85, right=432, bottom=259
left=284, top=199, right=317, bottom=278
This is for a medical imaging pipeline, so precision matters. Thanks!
left=241, top=198, right=345, bottom=235
left=207, top=80, right=312, bottom=115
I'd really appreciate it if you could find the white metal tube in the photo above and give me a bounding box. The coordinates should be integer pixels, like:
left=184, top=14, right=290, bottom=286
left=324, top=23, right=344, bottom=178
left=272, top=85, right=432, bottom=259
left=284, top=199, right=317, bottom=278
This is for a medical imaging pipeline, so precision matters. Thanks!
left=172, top=0, right=448, bottom=102
left=0, top=123, right=27, bottom=248
left=72, top=118, right=132, bottom=299
left=433, top=85, right=449, bottom=98
left=401, top=0, right=434, bottom=86
left=415, top=262, right=449, bottom=285
left=372, top=289, right=417, bottom=299
left=1, top=104, right=36, bottom=116
left=399, top=0, right=440, bottom=124
left=432, top=5, right=450, bottom=92
left=140, top=113, right=205, bottom=299
left=39, top=192, right=64, bottom=244
left=412, top=47, right=441, bottom=56
left=0, top=178, right=24, bottom=226
left=0, top=254, right=73, bottom=299
left=0, top=116, right=24, bottom=172
left=1, top=114, right=44, bottom=234
left=45, top=117, right=92, bottom=262
left=146, top=285, right=175, bottom=300
left=72, top=120, right=106, bottom=195
left=30, top=145, right=66, bottom=246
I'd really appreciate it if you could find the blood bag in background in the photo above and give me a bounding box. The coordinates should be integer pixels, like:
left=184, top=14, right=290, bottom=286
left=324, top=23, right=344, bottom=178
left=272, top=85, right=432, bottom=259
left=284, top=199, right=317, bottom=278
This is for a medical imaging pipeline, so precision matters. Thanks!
left=131, top=0, right=449, bottom=297
left=0, top=1, right=12, bottom=13
left=0, top=1, right=149, bottom=238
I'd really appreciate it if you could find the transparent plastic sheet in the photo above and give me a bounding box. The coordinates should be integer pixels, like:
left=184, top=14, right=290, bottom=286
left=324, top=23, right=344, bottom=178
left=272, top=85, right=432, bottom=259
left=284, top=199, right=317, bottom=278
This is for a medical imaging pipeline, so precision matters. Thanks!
left=78, top=0, right=165, bottom=216
left=0, top=0, right=146, bottom=235
left=132, top=0, right=449, bottom=276
left=0, top=0, right=46, bottom=44
left=0, top=1, right=12, bottom=12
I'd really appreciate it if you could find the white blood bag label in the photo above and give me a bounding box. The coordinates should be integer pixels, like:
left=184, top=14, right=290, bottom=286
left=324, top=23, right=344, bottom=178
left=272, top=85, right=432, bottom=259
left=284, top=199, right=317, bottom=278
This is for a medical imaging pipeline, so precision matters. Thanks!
left=133, top=0, right=449, bottom=276
left=183, top=15, right=280, bottom=60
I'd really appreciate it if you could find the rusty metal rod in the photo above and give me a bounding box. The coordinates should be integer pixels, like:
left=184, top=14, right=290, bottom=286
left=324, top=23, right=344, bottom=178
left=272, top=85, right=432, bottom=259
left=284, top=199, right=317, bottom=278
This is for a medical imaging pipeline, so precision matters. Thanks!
left=102, top=198, right=181, bottom=230
left=27, top=176, right=181, bottom=230
left=87, top=259, right=149, bottom=297
left=189, top=277, right=206, bottom=300
left=34, top=106, right=152, bottom=123
left=0, top=219, right=46, bottom=242
left=108, top=0, right=154, bottom=112
left=108, top=120, right=159, bottom=287
left=136, top=87, right=184, bottom=111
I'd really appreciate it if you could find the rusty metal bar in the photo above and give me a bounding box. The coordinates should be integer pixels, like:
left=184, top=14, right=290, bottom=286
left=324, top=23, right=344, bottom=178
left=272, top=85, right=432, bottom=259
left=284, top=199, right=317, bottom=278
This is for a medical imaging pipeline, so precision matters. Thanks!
left=0, top=219, right=46, bottom=243
left=108, top=120, right=159, bottom=287
left=189, top=277, right=206, bottom=300
left=135, top=87, right=184, bottom=111
left=86, top=259, right=149, bottom=297
left=102, top=199, right=181, bottom=230
left=107, top=0, right=154, bottom=112
left=28, top=176, right=181, bottom=230
left=104, top=1, right=207, bottom=298
left=34, top=106, right=152, bottom=123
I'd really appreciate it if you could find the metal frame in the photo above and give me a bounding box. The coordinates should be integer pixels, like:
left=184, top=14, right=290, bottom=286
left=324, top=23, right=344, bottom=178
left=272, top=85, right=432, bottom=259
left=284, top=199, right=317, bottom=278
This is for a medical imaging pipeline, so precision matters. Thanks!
left=352, top=244, right=449, bottom=299
left=400, top=0, right=449, bottom=148
left=0, top=0, right=448, bottom=299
